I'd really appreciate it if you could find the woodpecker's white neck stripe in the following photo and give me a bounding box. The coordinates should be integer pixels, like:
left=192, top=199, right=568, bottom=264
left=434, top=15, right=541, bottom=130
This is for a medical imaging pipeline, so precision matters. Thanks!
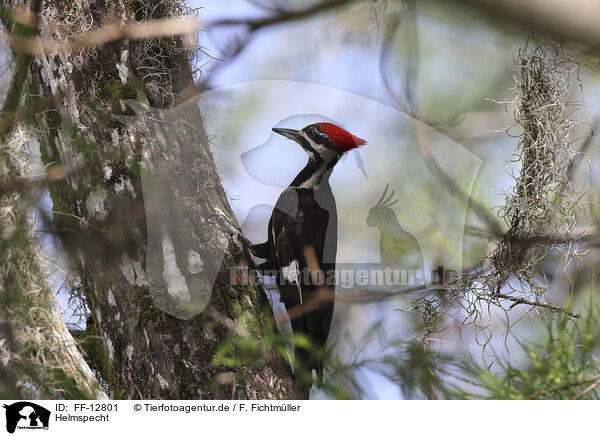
left=297, top=160, right=330, bottom=189
left=301, top=132, right=338, bottom=161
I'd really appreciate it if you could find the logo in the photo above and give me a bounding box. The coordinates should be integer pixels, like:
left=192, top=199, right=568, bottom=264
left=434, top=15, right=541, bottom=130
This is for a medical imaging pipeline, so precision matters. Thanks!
left=2, top=402, right=50, bottom=434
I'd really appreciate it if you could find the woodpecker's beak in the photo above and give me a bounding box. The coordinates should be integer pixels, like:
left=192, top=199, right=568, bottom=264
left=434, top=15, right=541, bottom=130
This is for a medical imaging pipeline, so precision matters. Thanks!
left=273, top=127, right=302, bottom=142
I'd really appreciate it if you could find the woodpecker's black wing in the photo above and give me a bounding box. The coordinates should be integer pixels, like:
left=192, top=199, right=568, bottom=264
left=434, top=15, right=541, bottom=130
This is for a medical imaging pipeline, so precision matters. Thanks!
left=250, top=186, right=336, bottom=393
left=249, top=188, right=299, bottom=273
left=271, top=188, right=336, bottom=390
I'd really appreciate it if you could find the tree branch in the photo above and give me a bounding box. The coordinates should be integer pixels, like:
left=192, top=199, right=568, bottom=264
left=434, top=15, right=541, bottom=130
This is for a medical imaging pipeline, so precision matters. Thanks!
left=202, top=0, right=359, bottom=88
left=572, top=377, right=600, bottom=400
left=496, top=293, right=579, bottom=317
left=7, top=17, right=197, bottom=55
left=453, top=0, right=600, bottom=50
left=531, top=373, right=600, bottom=399
left=209, top=0, right=358, bottom=30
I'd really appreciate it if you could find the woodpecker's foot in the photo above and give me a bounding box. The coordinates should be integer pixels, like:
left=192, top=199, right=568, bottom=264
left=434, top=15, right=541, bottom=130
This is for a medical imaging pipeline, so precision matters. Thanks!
left=206, top=211, right=249, bottom=256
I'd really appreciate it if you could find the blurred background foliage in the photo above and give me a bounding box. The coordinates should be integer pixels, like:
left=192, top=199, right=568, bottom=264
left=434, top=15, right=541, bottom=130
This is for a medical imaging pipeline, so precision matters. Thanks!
left=194, top=0, right=600, bottom=399
left=3, top=0, right=600, bottom=399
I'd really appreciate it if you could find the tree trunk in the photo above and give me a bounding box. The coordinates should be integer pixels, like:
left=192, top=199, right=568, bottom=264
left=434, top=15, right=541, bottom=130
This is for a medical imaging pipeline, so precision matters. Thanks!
left=0, top=0, right=107, bottom=400
left=0, top=133, right=109, bottom=399
left=25, top=0, right=297, bottom=399
left=0, top=129, right=110, bottom=399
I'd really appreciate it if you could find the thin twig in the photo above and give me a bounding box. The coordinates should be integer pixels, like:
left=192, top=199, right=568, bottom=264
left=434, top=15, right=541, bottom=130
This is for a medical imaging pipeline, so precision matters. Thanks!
left=572, top=377, right=600, bottom=400
left=209, top=0, right=358, bottom=30
left=452, top=0, right=600, bottom=51
left=205, top=307, right=257, bottom=343
left=531, top=373, right=600, bottom=399
left=8, top=18, right=198, bottom=55
left=202, top=0, right=358, bottom=89
left=496, top=293, right=579, bottom=317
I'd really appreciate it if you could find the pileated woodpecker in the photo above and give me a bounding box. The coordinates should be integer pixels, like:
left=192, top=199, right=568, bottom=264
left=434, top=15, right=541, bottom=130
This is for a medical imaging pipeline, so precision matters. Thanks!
left=251, top=122, right=366, bottom=392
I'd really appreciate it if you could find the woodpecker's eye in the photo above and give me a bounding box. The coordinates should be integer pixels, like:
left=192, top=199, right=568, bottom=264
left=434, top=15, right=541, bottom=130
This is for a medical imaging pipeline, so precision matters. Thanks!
left=306, top=127, right=317, bottom=136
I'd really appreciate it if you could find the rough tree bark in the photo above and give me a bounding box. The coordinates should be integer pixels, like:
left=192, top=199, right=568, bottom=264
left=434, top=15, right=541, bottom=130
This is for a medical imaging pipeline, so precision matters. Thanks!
left=0, top=104, right=109, bottom=399
left=18, top=0, right=297, bottom=399
left=0, top=131, right=109, bottom=399
left=0, top=0, right=107, bottom=399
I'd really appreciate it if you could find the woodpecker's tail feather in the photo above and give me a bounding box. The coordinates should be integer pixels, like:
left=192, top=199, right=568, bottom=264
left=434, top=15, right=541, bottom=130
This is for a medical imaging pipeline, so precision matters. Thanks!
left=316, top=363, right=324, bottom=387
left=292, top=334, right=327, bottom=398
left=291, top=359, right=325, bottom=401
left=292, top=345, right=321, bottom=399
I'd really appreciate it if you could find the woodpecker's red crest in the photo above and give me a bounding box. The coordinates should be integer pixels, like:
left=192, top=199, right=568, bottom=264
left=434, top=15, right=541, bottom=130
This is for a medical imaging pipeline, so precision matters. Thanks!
left=314, top=122, right=366, bottom=152
left=273, top=122, right=366, bottom=160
